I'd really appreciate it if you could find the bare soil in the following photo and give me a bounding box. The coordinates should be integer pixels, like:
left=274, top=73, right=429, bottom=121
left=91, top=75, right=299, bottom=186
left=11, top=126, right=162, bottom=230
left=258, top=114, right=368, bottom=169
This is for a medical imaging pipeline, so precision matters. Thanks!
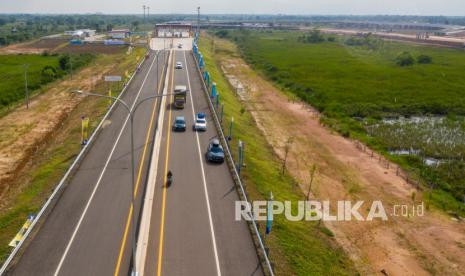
left=25, top=38, right=69, bottom=50
left=0, top=39, right=127, bottom=55
left=0, top=58, right=113, bottom=207
left=55, top=44, right=128, bottom=54
left=214, top=38, right=465, bottom=276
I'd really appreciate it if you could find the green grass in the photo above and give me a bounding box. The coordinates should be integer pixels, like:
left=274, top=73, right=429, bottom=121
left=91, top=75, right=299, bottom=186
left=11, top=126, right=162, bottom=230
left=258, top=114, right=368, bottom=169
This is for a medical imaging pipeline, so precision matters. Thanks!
left=234, top=30, right=465, bottom=118
left=0, top=53, right=94, bottom=111
left=218, top=29, right=465, bottom=216
left=199, top=34, right=358, bottom=275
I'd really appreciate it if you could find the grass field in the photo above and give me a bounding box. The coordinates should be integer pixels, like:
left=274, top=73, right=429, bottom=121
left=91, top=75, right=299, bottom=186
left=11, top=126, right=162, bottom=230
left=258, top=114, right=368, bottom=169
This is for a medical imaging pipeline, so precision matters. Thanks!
left=216, top=30, right=465, bottom=215
left=0, top=53, right=94, bottom=111
left=199, top=34, right=358, bottom=275
left=0, top=55, right=60, bottom=106
left=231, top=30, right=465, bottom=118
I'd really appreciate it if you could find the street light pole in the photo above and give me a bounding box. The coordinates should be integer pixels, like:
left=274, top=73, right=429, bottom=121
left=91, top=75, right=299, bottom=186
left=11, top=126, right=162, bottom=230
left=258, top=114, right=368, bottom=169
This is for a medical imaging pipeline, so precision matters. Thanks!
left=70, top=89, right=185, bottom=276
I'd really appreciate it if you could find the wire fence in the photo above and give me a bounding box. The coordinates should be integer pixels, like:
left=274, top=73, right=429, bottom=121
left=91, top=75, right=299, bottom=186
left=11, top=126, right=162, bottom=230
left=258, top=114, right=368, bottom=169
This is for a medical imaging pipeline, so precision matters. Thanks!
left=353, top=140, right=423, bottom=190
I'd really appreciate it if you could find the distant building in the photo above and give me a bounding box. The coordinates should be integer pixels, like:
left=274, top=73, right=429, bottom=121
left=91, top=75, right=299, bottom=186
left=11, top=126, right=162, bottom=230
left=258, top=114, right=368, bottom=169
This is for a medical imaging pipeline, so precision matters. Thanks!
left=108, top=29, right=130, bottom=39
left=155, top=23, right=192, bottom=38
left=104, top=40, right=127, bottom=45
left=64, top=29, right=96, bottom=38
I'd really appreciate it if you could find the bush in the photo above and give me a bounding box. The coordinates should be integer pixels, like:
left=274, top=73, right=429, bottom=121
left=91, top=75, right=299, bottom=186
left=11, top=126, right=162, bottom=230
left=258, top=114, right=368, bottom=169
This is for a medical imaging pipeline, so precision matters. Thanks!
left=298, top=29, right=325, bottom=44
left=396, top=51, right=415, bottom=66
left=417, top=54, right=433, bottom=64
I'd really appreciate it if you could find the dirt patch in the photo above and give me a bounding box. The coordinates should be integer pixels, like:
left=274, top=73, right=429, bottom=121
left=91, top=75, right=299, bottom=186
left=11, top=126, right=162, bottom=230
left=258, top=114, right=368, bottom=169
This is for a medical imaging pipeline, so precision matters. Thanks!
left=25, top=38, right=68, bottom=50
left=0, top=56, right=118, bottom=207
left=0, top=39, right=127, bottom=55
left=55, top=44, right=128, bottom=54
left=0, top=38, right=69, bottom=55
left=0, top=42, right=44, bottom=55
left=213, top=37, right=465, bottom=275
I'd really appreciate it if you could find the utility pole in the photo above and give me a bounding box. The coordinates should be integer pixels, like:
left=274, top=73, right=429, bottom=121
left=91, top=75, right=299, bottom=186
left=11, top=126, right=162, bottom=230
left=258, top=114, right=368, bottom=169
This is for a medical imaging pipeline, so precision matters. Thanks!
left=23, top=64, right=29, bottom=109
left=142, top=5, right=146, bottom=32
left=147, top=6, right=150, bottom=35
left=197, top=7, right=201, bottom=35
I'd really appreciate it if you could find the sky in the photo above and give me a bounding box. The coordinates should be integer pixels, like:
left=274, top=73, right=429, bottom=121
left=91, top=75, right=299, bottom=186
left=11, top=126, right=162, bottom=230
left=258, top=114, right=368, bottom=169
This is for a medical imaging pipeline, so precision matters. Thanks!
left=1, top=0, right=465, bottom=16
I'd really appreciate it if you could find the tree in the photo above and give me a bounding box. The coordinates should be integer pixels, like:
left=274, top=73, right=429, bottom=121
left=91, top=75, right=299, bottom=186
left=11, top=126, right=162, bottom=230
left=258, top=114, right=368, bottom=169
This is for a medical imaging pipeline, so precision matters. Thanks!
left=59, top=54, right=71, bottom=71
left=281, top=137, right=294, bottom=174
left=131, top=21, right=140, bottom=31
left=396, top=51, right=415, bottom=67
left=306, top=165, right=317, bottom=200
left=306, top=29, right=325, bottom=43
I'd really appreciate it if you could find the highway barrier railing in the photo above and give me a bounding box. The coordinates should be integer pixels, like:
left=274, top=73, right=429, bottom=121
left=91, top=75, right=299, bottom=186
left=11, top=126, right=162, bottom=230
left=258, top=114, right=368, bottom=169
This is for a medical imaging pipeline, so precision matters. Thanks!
left=0, top=50, right=153, bottom=275
left=192, top=45, right=275, bottom=276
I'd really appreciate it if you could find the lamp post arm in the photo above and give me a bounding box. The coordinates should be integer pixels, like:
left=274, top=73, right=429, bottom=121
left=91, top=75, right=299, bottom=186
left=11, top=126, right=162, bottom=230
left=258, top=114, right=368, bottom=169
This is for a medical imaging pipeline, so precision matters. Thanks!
left=71, top=90, right=132, bottom=115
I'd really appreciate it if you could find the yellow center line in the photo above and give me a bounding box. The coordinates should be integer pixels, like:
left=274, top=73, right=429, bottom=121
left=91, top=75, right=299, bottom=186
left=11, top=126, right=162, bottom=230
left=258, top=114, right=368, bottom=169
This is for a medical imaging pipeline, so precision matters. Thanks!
left=156, top=49, right=176, bottom=276
left=113, top=51, right=168, bottom=276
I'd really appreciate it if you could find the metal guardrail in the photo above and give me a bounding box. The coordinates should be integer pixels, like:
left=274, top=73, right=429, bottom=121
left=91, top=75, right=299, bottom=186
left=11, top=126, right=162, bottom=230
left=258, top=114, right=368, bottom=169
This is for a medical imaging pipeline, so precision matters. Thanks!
left=191, top=50, right=275, bottom=276
left=0, top=52, right=150, bottom=275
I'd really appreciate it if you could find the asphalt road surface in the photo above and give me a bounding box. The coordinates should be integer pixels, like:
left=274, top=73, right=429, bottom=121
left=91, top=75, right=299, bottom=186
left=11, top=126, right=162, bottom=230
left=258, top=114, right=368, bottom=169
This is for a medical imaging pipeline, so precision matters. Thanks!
left=7, top=48, right=263, bottom=276
left=143, top=50, right=263, bottom=276
left=8, top=50, right=166, bottom=276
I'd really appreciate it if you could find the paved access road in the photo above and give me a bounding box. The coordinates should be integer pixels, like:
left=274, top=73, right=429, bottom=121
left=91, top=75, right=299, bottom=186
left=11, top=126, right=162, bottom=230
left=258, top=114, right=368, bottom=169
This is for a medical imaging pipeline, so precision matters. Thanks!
left=8, top=50, right=167, bottom=276
left=142, top=50, right=263, bottom=276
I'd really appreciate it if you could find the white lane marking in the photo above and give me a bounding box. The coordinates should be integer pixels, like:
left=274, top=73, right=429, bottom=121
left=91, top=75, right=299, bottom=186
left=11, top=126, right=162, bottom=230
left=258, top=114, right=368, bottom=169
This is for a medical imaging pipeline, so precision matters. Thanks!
left=135, top=50, right=172, bottom=275
left=183, top=51, right=222, bottom=276
left=54, top=52, right=159, bottom=276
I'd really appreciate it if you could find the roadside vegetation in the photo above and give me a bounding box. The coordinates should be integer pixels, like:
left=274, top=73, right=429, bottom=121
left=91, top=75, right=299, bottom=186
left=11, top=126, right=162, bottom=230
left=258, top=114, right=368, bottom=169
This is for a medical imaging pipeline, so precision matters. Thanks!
left=199, top=34, right=357, bottom=275
left=0, top=46, right=147, bottom=264
left=213, top=29, right=465, bottom=216
left=0, top=14, right=165, bottom=46
left=0, top=53, right=94, bottom=112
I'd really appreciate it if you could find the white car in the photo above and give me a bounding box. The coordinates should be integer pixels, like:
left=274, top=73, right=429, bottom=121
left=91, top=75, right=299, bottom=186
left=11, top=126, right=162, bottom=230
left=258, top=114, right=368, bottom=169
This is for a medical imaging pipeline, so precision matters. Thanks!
left=175, top=62, right=183, bottom=69
left=178, top=43, right=183, bottom=49
left=193, top=113, right=207, bottom=131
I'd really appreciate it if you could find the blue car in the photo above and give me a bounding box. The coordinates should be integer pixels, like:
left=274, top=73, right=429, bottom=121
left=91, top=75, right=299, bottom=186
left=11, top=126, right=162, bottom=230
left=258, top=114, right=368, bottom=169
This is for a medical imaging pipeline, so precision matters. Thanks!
left=206, top=139, right=225, bottom=163
left=173, top=116, right=186, bottom=131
